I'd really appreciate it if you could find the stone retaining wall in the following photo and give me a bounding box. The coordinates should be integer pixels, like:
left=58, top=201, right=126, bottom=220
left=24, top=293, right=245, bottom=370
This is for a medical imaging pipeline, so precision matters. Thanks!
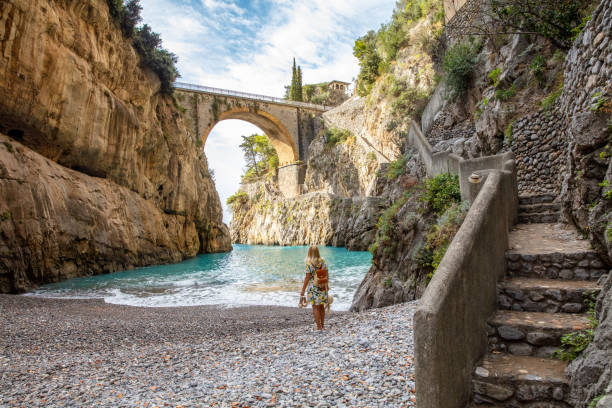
left=506, top=111, right=567, bottom=196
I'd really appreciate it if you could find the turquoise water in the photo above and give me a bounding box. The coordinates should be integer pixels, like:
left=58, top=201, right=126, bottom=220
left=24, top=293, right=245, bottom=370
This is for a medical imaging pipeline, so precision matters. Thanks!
left=29, top=245, right=372, bottom=311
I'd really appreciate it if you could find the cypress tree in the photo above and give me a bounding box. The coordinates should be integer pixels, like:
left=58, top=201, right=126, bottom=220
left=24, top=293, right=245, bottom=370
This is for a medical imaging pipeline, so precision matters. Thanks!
left=290, top=58, right=297, bottom=101
left=296, top=66, right=303, bottom=101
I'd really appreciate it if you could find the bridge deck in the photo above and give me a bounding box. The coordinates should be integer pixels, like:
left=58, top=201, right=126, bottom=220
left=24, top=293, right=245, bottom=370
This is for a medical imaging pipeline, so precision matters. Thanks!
left=174, top=82, right=330, bottom=112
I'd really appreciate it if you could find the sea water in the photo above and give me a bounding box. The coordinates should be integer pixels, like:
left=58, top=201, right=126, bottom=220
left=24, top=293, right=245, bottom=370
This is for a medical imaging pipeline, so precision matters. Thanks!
left=29, top=245, right=372, bottom=311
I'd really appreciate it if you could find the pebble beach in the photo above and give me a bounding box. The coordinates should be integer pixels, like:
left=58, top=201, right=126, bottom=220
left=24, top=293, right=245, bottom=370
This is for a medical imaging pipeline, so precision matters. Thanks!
left=0, top=295, right=417, bottom=407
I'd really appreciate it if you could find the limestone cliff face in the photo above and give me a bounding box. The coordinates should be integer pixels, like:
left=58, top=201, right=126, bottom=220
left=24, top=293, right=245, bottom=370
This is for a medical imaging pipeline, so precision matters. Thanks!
left=0, top=0, right=230, bottom=292
left=230, top=182, right=383, bottom=251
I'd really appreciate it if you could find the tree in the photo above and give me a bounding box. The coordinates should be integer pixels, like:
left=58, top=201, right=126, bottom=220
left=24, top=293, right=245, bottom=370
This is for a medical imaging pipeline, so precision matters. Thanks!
left=353, top=31, right=381, bottom=96
left=121, top=0, right=142, bottom=37
left=239, top=134, right=279, bottom=182
left=296, top=66, right=303, bottom=101
left=287, top=58, right=304, bottom=101
left=106, top=0, right=179, bottom=94
left=446, top=0, right=590, bottom=50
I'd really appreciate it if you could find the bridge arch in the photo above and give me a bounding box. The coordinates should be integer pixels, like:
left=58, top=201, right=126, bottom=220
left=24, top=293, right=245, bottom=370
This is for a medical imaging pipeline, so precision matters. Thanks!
left=201, top=107, right=298, bottom=165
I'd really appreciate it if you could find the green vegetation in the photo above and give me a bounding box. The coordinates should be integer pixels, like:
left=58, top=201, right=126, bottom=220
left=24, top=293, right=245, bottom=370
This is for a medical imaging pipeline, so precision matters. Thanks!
left=442, top=40, right=481, bottom=99
left=239, top=134, right=279, bottom=183
left=325, top=128, right=353, bottom=148
left=354, top=31, right=382, bottom=97
left=3, top=142, right=13, bottom=153
left=475, top=97, right=490, bottom=120
left=385, top=155, right=409, bottom=181
left=227, top=191, right=248, bottom=208
left=489, top=0, right=590, bottom=50
left=353, top=0, right=443, bottom=97
left=504, top=121, right=514, bottom=144
left=599, top=179, right=612, bottom=200
left=286, top=58, right=303, bottom=102
left=369, top=191, right=412, bottom=255
left=590, top=91, right=609, bottom=113
left=388, top=76, right=430, bottom=120
left=495, top=84, right=516, bottom=101
left=419, top=202, right=468, bottom=277
left=0, top=211, right=10, bottom=221
left=529, top=55, right=547, bottom=87
left=420, top=173, right=461, bottom=215
left=302, top=82, right=329, bottom=105
left=554, top=293, right=598, bottom=361
left=488, top=68, right=502, bottom=88
left=588, top=395, right=604, bottom=408
left=106, top=0, right=179, bottom=93
left=541, top=87, right=563, bottom=111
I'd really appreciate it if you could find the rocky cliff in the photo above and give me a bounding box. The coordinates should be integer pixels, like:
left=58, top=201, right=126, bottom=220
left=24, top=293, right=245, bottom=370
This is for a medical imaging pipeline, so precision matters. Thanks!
left=0, top=0, right=230, bottom=293
left=229, top=181, right=383, bottom=251
left=229, top=6, right=440, bottom=253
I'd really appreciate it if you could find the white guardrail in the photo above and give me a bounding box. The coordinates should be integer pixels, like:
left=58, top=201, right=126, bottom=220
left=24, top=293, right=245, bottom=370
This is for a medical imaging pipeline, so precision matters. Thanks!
left=173, top=82, right=330, bottom=111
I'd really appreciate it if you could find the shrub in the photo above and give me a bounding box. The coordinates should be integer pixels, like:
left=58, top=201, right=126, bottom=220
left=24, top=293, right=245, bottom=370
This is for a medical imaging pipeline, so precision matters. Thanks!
left=442, top=40, right=481, bottom=99
left=0, top=211, right=10, bottom=221
left=488, top=68, right=502, bottom=88
left=495, top=84, right=516, bottom=101
left=370, top=191, right=412, bottom=255
left=3, top=142, right=13, bottom=153
left=389, top=77, right=430, bottom=120
left=554, top=293, right=598, bottom=361
left=106, top=0, right=179, bottom=94
left=353, top=31, right=381, bottom=97
left=325, top=128, right=352, bottom=147
left=420, top=173, right=461, bottom=215
left=227, top=191, right=248, bottom=208
left=529, top=55, right=547, bottom=86
left=505, top=121, right=514, bottom=144
left=490, top=0, right=589, bottom=50
left=422, top=202, right=468, bottom=275
left=588, top=396, right=604, bottom=408
left=385, top=155, right=409, bottom=181
left=541, top=87, right=563, bottom=110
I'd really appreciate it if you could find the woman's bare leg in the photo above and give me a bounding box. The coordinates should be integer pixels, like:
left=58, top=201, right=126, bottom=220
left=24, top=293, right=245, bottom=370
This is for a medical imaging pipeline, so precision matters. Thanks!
left=312, top=305, right=321, bottom=329
left=319, top=305, right=325, bottom=329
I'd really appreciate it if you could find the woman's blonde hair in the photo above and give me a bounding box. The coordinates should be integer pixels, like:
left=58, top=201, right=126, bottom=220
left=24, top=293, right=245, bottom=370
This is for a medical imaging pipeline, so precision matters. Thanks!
left=305, top=245, right=323, bottom=265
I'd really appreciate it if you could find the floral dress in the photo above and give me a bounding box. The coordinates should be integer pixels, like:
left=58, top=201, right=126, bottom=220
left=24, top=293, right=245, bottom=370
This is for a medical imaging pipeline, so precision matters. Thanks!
left=305, top=262, right=329, bottom=305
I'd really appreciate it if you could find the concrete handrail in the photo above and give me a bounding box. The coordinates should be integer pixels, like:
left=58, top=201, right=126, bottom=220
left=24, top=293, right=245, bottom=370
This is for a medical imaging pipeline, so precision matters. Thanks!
left=408, top=120, right=517, bottom=202
left=413, top=165, right=518, bottom=408
left=173, top=82, right=330, bottom=112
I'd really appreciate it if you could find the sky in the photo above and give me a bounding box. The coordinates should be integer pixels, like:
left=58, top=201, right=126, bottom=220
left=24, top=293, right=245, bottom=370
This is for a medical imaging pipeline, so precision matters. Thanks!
left=140, top=0, right=397, bottom=222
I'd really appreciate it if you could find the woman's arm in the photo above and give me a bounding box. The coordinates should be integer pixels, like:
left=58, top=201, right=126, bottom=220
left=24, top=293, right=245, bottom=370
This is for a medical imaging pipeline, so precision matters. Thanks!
left=300, top=272, right=309, bottom=297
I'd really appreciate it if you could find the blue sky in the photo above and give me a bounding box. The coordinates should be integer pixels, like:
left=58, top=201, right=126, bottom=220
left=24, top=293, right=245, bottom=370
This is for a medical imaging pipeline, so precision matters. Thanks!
left=140, top=0, right=396, bottom=222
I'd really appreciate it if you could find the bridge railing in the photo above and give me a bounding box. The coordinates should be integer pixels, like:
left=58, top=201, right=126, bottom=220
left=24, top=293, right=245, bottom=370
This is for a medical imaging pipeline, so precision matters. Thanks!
left=173, top=82, right=330, bottom=111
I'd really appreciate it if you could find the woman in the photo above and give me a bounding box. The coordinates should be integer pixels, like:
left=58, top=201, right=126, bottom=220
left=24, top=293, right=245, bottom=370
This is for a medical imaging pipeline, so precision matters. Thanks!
left=300, top=245, right=329, bottom=331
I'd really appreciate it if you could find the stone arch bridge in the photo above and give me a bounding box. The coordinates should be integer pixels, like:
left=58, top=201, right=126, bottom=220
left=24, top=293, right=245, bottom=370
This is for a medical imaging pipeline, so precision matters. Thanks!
left=174, top=82, right=328, bottom=197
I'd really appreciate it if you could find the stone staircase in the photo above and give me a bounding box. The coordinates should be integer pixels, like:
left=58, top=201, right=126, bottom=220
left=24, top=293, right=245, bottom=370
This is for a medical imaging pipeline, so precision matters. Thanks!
left=470, top=195, right=606, bottom=407
left=517, top=194, right=561, bottom=224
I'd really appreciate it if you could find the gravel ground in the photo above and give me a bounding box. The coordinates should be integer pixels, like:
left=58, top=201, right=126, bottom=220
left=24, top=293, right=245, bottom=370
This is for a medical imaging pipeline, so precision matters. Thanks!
left=0, top=295, right=417, bottom=407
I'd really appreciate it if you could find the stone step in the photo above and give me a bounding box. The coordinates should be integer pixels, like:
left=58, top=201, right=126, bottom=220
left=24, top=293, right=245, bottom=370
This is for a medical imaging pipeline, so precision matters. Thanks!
left=498, top=277, right=601, bottom=314
left=507, top=223, right=607, bottom=281
left=487, top=310, right=592, bottom=358
left=519, top=203, right=561, bottom=214
left=517, top=213, right=560, bottom=224
left=506, top=251, right=606, bottom=281
left=472, top=353, right=570, bottom=406
left=519, top=194, right=557, bottom=206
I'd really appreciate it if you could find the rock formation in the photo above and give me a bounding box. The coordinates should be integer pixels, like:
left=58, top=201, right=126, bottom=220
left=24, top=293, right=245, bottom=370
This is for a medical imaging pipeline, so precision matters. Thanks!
left=0, top=0, right=231, bottom=293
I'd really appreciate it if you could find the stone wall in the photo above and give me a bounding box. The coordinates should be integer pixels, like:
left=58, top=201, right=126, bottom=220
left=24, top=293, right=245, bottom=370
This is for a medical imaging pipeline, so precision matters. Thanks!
left=507, top=111, right=567, bottom=196
left=556, top=0, right=612, bottom=406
